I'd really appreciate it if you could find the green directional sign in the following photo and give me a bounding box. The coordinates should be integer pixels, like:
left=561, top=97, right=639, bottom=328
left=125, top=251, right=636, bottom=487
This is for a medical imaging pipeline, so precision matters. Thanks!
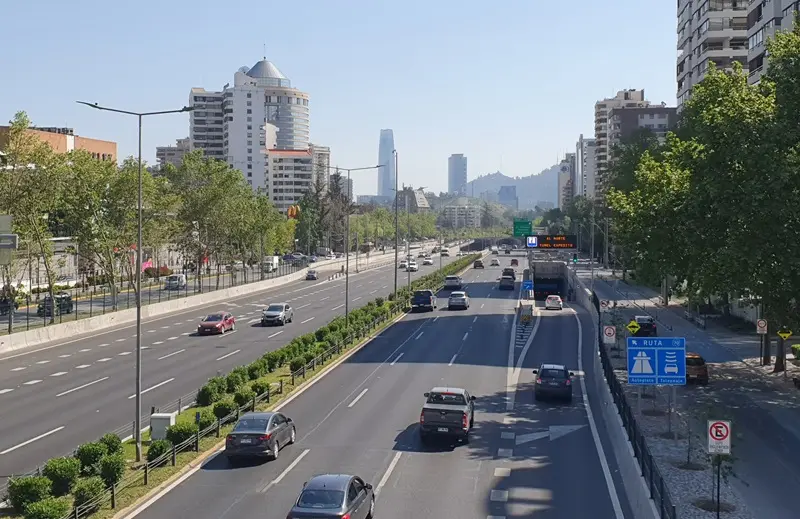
left=513, top=219, right=532, bottom=237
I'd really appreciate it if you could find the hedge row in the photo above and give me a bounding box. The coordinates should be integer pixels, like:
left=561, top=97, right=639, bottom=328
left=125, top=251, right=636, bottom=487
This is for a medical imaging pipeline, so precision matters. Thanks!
left=5, top=252, right=480, bottom=519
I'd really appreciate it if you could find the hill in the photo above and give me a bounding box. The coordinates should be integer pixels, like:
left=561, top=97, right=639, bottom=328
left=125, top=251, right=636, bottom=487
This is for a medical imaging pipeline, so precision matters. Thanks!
left=466, top=163, right=560, bottom=209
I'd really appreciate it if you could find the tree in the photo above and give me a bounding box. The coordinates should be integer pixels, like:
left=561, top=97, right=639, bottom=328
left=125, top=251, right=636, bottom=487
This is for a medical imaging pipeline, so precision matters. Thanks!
left=607, top=129, right=665, bottom=194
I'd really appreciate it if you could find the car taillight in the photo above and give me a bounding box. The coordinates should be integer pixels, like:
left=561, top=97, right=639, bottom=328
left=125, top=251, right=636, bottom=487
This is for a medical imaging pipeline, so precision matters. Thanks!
left=535, top=378, right=542, bottom=384
left=462, top=412, right=468, bottom=428
left=419, top=411, right=425, bottom=424
left=341, top=514, right=351, bottom=519
left=259, top=434, right=271, bottom=441
left=226, top=435, right=234, bottom=442
left=565, top=379, right=571, bottom=386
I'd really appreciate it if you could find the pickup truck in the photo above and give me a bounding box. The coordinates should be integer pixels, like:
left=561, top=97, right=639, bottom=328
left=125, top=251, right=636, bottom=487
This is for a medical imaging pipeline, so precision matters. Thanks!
left=419, top=387, right=475, bottom=443
left=411, top=290, right=437, bottom=312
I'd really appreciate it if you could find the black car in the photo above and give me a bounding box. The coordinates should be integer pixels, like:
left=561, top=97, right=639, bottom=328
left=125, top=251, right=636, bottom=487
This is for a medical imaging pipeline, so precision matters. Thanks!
left=288, top=474, right=375, bottom=519
left=632, top=315, right=658, bottom=337
left=225, top=411, right=295, bottom=463
left=533, top=363, right=575, bottom=402
left=0, top=297, right=19, bottom=316
left=36, top=292, right=73, bottom=317
left=473, top=259, right=484, bottom=269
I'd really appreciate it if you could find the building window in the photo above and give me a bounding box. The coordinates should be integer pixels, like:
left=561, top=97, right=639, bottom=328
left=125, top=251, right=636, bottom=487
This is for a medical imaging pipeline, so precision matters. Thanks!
left=247, top=117, right=252, bottom=122
left=247, top=148, right=252, bottom=153
left=247, top=109, right=252, bottom=114
left=247, top=93, right=251, bottom=98
left=247, top=140, right=252, bottom=145
left=247, top=164, right=252, bottom=169
left=247, top=101, right=252, bottom=106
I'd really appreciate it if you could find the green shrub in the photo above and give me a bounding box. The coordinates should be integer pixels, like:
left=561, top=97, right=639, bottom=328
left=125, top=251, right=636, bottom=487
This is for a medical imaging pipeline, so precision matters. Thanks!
left=99, top=433, right=122, bottom=454
left=251, top=379, right=270, bottom=396
left=196, top=408, right=216, bottom=430
left=75, top=441, right=108, bottom=476
left=300, top=333, right=315, bottom=347
left=7, top=476, right=51, bottom=512
left=226, top=367, right=249, bottom=392
left=262, top=352, right=279, bottom=372
left=375, top=297, right=384, bottom=306
left=792, top=344, right=800, bottom=358
left=146, top=439, right=172, bottom=464
left=99, top=453, right=126, bottom=487
left=165, top=422, right=198, bottom=446
left=247, top=359, right=266, bottom=380
left=233, top=387, right=256, bottom=408
left=197, top=382, right=222, bottom=407
left=72, top=476, right=106, bottom=514
left=314, top=327, right=329, bottom=342
left=213, top=399, right=237, bottom=420
left=42, top=457, right=80, bottom=496
left=22, top=496, right=70, bottom=519
left=289, top=356, right=306, bottom=372
left=303, top=351, right=317, bottom=365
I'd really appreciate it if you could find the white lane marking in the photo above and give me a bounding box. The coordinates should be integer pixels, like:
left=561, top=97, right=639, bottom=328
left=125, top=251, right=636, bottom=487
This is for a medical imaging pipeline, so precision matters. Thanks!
left=497, top=448, right=513, bottom=457
left=462, top=332, right=469, bottom=341
left=59, top=354, right=71, bottom=358
left=10, top=367, right=26, bottom=371
left=0, top=389, right=13, bottom=395
left=268, top=331, right=284, bottom=339
left=507, top=299, right=541, bottom=411
left=331, top=304, right=344, bottom=311
left=416, top=332, right=424, bottom=340
left=390, top=353, right=404, bottom=365
left=97, top=358, right=111, bottom=362
left=570, top=304, right=625, bottom=519
left=36, top=360, right=50, bottom=365
left=494, top=467, right=511, bottom=477
left=347, top=388, right=369, bottom=408
left=167, top=336, right=178, bottom=341
left=481, top=303, right=485, bottom=309
left=153, top=341, right=164, bottom=345
left=181, top=332, right=191, bottom=336
left=173, top=322, right=182, bottom=326
left=433, top=316, right=439, bottom=322
left=160, top=326, right=170, bottom=329
left=490, top=490, right=509, bottom=502
left=116, top=338, right=126, bottom=342
left=247, top=318, right=260, bottom=324
left=0, top=426, right=65, bottom=455
left=147, top=330, right=156, bottom=333
left=56, top=377, right=110, bottom=397
left=79, top=348, right=91, bottom=352
left=99, top=343, right=110, bottom=347
left=381, top=285, right=387, bottom=289
left=216, top=349, right=240, bottom=361
left=500, top=432, right=516, bottom=440
left=128, top=378, right=174, bottom=399
left=75, top=364, right=90, bottom=369
left=370, top=290, right=377, bottom=295
left=301, top=317, right=315, bottom=324
left=24, top=379, right=42, bottom=385
left=352, top=297, right=362, bottom=302
left=449, top=354, right=457, bottom=366
left=50, top=372, right=68, bottom=377
left=297, top=303, right=310, bottom=309
left=320, top=296, right=330, bottom=301
left=157, top=349, right=185, bottom=360
left=473, top=316, right=477, bottom=323
left=375, top=451, right=403, bottom=496
left=262, top=448, right=311, bottom=491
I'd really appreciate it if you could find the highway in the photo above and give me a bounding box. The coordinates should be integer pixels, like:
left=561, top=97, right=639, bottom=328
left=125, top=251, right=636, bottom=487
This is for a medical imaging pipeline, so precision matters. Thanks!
left=4, top=253, right=396, bottom=333
left=0, top=252, right=455, bottom=485
left=126, top=255, right=634, bottom=519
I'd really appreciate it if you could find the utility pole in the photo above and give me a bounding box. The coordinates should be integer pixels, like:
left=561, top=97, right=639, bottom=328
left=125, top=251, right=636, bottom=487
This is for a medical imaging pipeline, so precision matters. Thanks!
left=604, top=216, right=610, bottom=268
left=406, top=192, right=411, bottom=288
left=590, top=209, right=596, bottom=293
left=393, top=150, right=399, bottom=296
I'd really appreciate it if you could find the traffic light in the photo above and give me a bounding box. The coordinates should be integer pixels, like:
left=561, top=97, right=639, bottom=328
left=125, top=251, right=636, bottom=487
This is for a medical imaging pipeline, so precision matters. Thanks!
left=572, top=253, right=578, bottom=264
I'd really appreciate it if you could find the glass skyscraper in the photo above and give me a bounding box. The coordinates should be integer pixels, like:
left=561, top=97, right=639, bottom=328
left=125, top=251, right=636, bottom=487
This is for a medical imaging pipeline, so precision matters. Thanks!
left=377, top=129, right=396, bottom=198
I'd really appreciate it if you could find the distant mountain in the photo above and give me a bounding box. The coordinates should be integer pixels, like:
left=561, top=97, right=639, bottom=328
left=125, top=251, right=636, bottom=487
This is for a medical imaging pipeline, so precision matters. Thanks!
left=466, top=164, right=560, bottom=209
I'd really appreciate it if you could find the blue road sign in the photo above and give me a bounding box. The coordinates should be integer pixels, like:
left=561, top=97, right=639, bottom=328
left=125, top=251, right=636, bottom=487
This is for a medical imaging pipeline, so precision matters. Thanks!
left=526, top=236, right=538, bottom=248
left=522, top=280, right=533, bottom=290
left=626, top=337, right=686, bottom=385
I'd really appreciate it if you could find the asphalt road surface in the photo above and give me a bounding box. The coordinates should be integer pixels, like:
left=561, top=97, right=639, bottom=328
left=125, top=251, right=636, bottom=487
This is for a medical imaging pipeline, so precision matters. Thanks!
left=126, top=256, right=634, bottom=519
left=0, top=253, right=456, bottom=485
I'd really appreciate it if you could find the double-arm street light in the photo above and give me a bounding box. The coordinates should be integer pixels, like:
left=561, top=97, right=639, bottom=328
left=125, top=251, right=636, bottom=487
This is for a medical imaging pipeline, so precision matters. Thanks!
left=77, top=101, right=193, bottom=463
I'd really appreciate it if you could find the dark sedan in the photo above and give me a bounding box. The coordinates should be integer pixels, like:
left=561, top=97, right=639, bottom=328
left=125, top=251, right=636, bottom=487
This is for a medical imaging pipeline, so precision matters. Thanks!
left=287, top=474, right=374, bottom=519
left=225, top=411, right=295, bottom=463
left=197, top=312, right=235, bottom=335
left=306, top=270, right=318, bottom=280
left=533, top=363, right=575, bottom=403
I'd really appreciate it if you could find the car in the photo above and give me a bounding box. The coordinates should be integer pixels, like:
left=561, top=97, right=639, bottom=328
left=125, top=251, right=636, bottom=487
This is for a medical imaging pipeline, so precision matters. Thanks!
left=441, top=250, right=450, bottom=257
left=533, top=364, right=575, bottom=402
left=37, top=292, right=74, bottom=317
left=545, top=295, right=563, bottom=310
left=510, top=258, right=519, bottom=266
left=419, top=387, right=475, bottom=443
left=0, top=297, right=20, bottom=316
left=444, top=275, right=462, bottom=290
left=502, top=267, right=516, bottom=280
left=411, top=290, right=437, bottom=312
left=632, top=315, right=658, bottom=337
left=163, top=273, right=187, bottom=290
left=288, top=474, right=375, bottom=519
left=406, top=261, right=419, bottom=272
left=473, top=259, right=484, bottom=269
left=686, top=352, right=709, bottom=385
left=498, top=275, right=515, bottom=290
left=457, top=250, right=465, bottom=256
left=399, top=259, right=408, bottom=269
left=505, top=249, right=511, bottom=254
left=423, top=257, right=434, bottom=266
left=308, top=255, right=318, bottom=263
left=225, top=411, right=295, bottom=463
left=197, top=312, right=235, bottom=335
left=490, top=258, right=500, bottom=267
left=306, top=270, right=318, bottom=280
left=418, top=251, right=427, bottom=258
left=448, top=291, right=470, bottom=310
left=261, top=303, right=293, bottom=326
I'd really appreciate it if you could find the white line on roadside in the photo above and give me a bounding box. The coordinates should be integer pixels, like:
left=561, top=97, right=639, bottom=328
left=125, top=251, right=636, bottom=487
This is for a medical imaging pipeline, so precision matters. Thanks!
left=50, top=372, right=68, bottom=377
left=433, top=316, right=439, bottom=322
left=260, top=449, right=311, bottom=492
left=11, top=367, right=26, bottom=371
left=268, top=331, right=284, bottom=339
left=157, top=349, right=185, bottom=360
left=481, top=303, right=485, bottom=309
left=98, top=343, right=110, bottom=347
left=390, top=353, right=404, bottom=365
left=128, top=378, right=174, bottom=399
left=75, top=364, right=90, bottom=369
left=153, top=341, right=164, bottom=345
left=57, top=377, right=110, bottom=397
left=462, top=332, right=469, bottom=341
left=473, top=316, right=477, bottom=323
left=36, top=360, right=50, bottom=365
left=320, top=296, right=330, bottom=301
left=181, top=332, right=191, bottom=336
left=416, top=332, right=424, bottom=340
left=0, top=426, right=65, bottom=455
left=216, top=349, right=240, bottom=361
left=58, top=354, right=71, bottom=358
left=301, top=317, right=315, bottom=324
left=352, top=297, right=362, bottom=302
left=24, top=379, right=42, bottom=385
left=97, top=358, right=111, bottom=362
left=375, top=452, right=402, bottom=496
left=347, top=388, right=369, bottom=408
left=331, top=304, right=344, bottom=311
left=449, top=354, right=457, bottom=366
left=0, top=389, right=13, bottom=395
left=297, top=303, right=310, bottom=309
left=167, top=336, right=178, bottom=341
left=247, top=318, right=260, bottom=324
left=118, top=351, right=131, bottom=356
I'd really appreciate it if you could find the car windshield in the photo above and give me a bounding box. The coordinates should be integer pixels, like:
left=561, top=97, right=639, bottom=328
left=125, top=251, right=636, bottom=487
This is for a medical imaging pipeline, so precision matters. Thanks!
left=427, top=392, right=466, bottom=405
left=446, top=276, right=458, bottom=280
left=297, top=489, right=345, bottom=509
left=233, top=418, right=268, bottom=432
left=308, top=270, right=316, bottom=274
left=266, top=305, right=284, bottom=312
left=203, top=314, right=224, bottom=322
left=414, top=291, right=432, bottom=297
left=450, top=292, right=466, bottom=298
left=686, top=357, right=705, bottom=367
left=541, top=369, right=567, bottom=379
left=547, top=296, right=560, bottom=302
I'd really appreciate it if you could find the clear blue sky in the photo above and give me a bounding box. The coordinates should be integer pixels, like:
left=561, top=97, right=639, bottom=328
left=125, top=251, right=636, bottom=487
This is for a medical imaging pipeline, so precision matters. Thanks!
left=1, top=0, right=675, bottom=196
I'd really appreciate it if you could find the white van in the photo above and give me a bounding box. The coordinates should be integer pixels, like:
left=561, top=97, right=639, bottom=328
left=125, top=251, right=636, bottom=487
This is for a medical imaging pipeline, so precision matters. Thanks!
left=163, top=274, right=187, bottom=290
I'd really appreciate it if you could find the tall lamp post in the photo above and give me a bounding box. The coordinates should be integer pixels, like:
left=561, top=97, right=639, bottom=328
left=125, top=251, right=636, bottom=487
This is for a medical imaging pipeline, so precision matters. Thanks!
left=77, top=101, right=193, bottom=463
left=392, top=150, right=399, bottom=296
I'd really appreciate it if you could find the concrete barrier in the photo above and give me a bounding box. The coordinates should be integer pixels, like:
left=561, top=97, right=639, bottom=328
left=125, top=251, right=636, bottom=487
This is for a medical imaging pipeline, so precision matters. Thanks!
left=0, top=252, right=400, bottom=355
left=573, top=272, right=659, bottom=519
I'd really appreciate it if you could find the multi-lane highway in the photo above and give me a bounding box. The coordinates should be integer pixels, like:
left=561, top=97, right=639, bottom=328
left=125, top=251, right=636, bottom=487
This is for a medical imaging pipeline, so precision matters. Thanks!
left=0, top=252, right=456, bottom=485
left=125, top=255, right=634, bottom=519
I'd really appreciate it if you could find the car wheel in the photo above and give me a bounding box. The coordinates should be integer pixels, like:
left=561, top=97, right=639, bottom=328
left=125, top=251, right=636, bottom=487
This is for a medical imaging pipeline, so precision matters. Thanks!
left=231, top=322, right=235, bottom=331
left=288, top=426, right=296, bottom=444
left=367, top=496, right=375, bottom=519
left=280, top=318, right=286, bottom=326
left=270, top=441, right=280, bottom=460
left=469, top=414, right=474, bottom=428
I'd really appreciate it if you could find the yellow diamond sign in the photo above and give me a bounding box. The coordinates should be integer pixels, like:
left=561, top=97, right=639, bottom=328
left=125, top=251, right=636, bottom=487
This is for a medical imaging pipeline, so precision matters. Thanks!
left=778, top=330, right=792, bottom=340
left=626, top=320, right=640, bottom=334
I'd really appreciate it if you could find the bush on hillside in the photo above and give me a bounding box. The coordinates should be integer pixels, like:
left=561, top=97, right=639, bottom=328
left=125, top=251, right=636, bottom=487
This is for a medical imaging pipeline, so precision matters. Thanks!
left=72, top=476, right=106, bottom=514
left=146, top=439, right=172, bottom=464
left=196, top=408, right=216, bottom=431
left=212, top=399, right=237, bottom=421
left=99, top=433, right=122, bottom=454
left=226, top=367, right=249, bottom=393
left=250, top=379, right=271, bottom=396
left=75, top=441, right=108, bottom=477
left=233, top=387, right=256, bottom=408
left=7, top=476, right=52, bottom=512
left=289, top=356, right=306, bottom=373
left=22, top=496, right=70, bottom=519
left=165, top=422, right=198, bottom=446
left=247, top=359, right=267, bottom=380
left=99, top=453, right=126, bottom=487
left=41, top=457, right=80, bottom=496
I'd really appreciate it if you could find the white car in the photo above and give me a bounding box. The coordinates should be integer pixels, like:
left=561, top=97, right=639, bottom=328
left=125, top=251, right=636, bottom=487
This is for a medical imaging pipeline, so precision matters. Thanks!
left=490, top=258, right=500, bottom=267
left=448, top=291, right=470, bottom=310
left=444, top=275, right=462, bottom=290
left=545, top=295, right=563, bottom=310
left=423, top=258, right=434, bottom=266
left=407, top=261, right=419, bottom=272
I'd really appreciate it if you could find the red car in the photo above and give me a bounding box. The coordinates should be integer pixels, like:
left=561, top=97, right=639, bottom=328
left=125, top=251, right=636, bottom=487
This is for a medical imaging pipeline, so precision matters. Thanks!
left=197, top=312, right=236, bottom=335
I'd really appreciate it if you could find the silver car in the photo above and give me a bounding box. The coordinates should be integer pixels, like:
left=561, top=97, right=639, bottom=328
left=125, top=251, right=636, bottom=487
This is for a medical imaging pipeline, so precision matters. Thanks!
left=261, top=303, right=294, bottom=326
left=225, top=411, right=296, bottom=463
left=448, top=291, right=470, bottom=310
left=288, top=474, right=375, bottom=519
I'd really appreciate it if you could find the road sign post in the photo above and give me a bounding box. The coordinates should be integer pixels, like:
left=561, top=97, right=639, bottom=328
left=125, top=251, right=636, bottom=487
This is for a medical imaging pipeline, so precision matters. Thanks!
left=756, top=319, right=767, bottom=335
left=778, top=329, right=792, bottom=340
left=600, top=300, right=610, bottom=313
left=708, top=419, right=731, bottom=518
left=626, top=320, right=640, bottom=335
left=627, top=337, right=687, bottom=385
left=603, top=325, right=616, bottom=345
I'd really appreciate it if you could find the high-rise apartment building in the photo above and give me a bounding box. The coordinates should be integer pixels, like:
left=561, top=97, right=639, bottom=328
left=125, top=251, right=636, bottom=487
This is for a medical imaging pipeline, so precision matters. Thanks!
left=310, top=143, right=331, bottom=189
left=557, top=158, right=573, bottom=210
left=156, top=138, right=191, bottom=168
left=677, top=0, right=748, bottom=108
left=441, top=206, right=481, bottom=228
left=594, top=89, right=649, bottom=198
left=497, top=186, right=518, bottom=210
left=267, top=149, right=314, bottom=213
left=747, top=0, right=798, bottom=84
left=447, top=154, right=468, bottom=195
left=575, top=135, right=597, bottom=199
left=607, top=104, right=678, bottom=150
left=377, top=130, right=396, bottom=198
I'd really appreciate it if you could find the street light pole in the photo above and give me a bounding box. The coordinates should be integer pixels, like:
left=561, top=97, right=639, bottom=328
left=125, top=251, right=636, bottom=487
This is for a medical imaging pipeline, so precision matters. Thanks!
left=590, top=209, right=596, bottom=293
left=406, top=193, right=411, bottom=288
left=77, top=101, right=193, bottom=463
left=393, top=150, right=399, bottom=296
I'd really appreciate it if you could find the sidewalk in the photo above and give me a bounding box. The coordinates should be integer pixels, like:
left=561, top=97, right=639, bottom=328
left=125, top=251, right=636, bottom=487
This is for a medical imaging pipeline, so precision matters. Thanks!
left=582, top=268, right=800, bottom=519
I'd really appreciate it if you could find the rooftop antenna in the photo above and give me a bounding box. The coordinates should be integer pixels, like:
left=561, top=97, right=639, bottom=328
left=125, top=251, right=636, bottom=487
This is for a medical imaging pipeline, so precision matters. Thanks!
left=263, top=43, right=266, bottom=60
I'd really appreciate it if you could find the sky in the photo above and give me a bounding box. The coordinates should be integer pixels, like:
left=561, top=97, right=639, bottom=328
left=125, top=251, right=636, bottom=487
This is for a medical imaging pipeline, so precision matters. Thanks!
left=1, top=0, right=676, bottom=197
